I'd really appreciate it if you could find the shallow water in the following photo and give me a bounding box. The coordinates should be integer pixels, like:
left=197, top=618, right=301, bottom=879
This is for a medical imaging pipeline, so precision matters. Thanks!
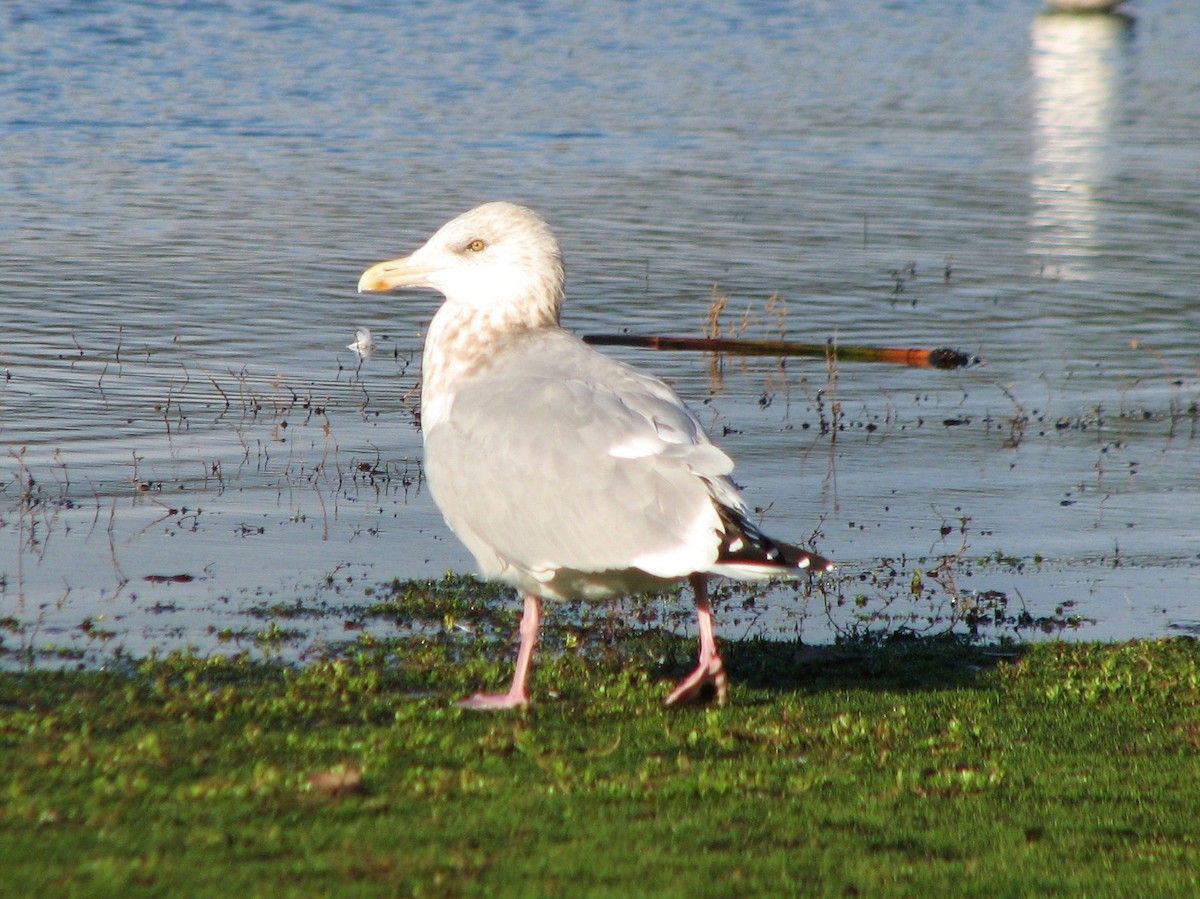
left=2, top=0, right=1198, bottom=665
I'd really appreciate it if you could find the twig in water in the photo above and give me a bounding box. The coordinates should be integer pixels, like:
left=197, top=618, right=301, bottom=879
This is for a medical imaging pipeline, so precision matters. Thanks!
left=583, top=334, right=976, bottom=370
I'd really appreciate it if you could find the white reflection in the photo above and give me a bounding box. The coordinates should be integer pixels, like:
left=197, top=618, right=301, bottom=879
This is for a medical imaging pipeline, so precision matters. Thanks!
left=1029, top=12, right=1131, bottom=279
left=347, top=327, right=376, bottom=357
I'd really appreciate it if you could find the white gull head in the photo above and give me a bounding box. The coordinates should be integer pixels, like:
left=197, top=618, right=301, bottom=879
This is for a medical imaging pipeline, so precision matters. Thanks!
left=357, top=201, right=565, bottom=330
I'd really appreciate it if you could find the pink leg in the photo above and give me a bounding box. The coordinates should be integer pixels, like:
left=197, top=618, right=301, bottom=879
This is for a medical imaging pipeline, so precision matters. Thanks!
left=456, top=592, right=541, bottom=710
left=664, top=575, right=729, bottom=707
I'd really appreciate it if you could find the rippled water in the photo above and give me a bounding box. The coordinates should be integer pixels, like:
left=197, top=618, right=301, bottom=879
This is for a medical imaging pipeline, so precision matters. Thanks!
left=2, top=0, right=1198, bottom=664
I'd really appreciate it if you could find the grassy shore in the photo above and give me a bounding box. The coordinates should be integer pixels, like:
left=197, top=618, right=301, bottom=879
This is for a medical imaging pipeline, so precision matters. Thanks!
left=1, top=578, right=1198, bottom=897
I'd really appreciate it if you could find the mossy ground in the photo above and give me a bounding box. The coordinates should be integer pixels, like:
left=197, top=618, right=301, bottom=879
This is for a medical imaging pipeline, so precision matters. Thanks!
left=1, top=576, right=1198, bottom=897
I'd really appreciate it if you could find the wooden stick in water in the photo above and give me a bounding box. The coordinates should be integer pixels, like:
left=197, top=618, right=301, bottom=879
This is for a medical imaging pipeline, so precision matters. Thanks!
left=582, top=334, right=976, bottom=370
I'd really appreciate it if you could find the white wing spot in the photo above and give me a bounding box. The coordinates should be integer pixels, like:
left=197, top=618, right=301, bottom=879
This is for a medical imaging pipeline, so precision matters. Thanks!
left=608, top=434, right=664, bottom=459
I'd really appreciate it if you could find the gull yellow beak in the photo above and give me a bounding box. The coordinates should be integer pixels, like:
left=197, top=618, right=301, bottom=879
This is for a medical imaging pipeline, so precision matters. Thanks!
left=357, top=255, right=438, bottom=294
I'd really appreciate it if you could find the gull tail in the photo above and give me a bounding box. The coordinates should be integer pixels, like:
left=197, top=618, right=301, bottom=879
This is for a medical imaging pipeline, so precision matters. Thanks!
left=709, top=505, right=833, bottom=580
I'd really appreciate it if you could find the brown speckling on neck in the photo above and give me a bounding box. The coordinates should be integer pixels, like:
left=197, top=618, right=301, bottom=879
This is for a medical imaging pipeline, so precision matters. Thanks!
left=421, top=300, right=560, bottom=427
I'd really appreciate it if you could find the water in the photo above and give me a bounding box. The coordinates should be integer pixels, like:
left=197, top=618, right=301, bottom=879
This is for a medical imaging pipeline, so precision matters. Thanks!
left=2, top=0, right=1198, bottom=665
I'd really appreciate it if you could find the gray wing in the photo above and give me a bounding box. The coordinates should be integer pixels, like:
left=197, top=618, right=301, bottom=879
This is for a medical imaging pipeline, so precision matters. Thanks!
left=422, top=330, right=743, bottom=594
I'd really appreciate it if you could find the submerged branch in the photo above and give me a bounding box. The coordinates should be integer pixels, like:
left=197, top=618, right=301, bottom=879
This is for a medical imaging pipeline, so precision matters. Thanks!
left=582, top=334, right=977, bottom=370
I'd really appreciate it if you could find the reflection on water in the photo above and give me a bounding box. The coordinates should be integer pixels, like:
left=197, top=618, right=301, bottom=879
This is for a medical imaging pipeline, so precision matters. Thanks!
left=1029, top=12, right=1132, bottom=278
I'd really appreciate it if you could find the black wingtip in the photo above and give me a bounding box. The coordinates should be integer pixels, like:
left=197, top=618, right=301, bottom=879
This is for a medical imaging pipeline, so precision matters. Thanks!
left=793, top=549, right=835, bottom=574
left=716, top=505, right=833, bottom=575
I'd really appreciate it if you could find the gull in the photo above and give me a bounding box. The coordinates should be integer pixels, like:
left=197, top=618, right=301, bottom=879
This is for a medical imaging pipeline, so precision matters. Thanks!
left=359, top=202, right=832, bottom=709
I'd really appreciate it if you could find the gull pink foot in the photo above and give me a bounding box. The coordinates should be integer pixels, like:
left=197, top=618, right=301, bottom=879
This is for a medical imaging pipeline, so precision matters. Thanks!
left=665, top=577, right=729, bottom=707
left=664, top=654, right=729, bottom=707
left=455, top=691, right=530, bottom=711
left=454, top=593, right=540, bottom=711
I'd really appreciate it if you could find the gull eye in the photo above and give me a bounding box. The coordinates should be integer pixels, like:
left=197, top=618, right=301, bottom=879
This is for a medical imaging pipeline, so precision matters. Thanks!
left=465, top=238, right=487, bottom=253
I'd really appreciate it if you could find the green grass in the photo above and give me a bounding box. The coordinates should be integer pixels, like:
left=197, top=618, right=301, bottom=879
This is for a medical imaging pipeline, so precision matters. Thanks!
left=1, top=580, right=1199, bottom=897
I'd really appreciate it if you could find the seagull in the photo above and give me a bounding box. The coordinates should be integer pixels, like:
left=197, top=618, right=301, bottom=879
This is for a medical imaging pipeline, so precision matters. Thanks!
left=358, top=202, right=832, bottom=709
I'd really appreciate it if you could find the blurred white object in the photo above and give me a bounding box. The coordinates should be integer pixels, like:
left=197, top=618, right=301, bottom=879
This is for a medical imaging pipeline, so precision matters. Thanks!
left=347, top=327, right=376, bottom=356
left=1047, top=0, right=1126, bottom=12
